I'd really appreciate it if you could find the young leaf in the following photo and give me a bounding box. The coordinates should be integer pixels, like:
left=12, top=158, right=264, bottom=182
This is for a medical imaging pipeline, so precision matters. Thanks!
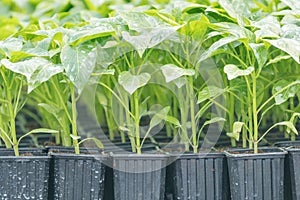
left=197, top=86, right=226, bottom=104
left=78, top=137, right=104, bottom=149
left=120, top=12, right=169, bottom=31
left=60, top=44, right=97, bottom=93
left=122, top=27, right=178, bottom=57
left=252, top=16, right=281, bottom=39
left=264, top=38, right=300, bottom=64
left=0, top=38, right=23, bottom=57
left=198, top=36, right=239, bottom=62
left=272, top=80, right=299, bottom=105
left=226, top=121, right=244, bottom=141
left=1, top=57, right=63, bottom=93
left=266, top=55, right=291, bottom=66
left=203, top=117, right=226, bottom=127
left=224, top=64, right=254, bottom=80
left=161, top=64, right=195, bottom=83
left=219, top=0, right=253, bottom=25
left=17, top=128, right=59, bottom=145
left=249, top=43, right=267, bottom=71
left=69, top=22, right=115, bottom=46
left=276, top=121, right=298, bottom=135
left=179, top=14, right=209, bottom=42
left=118, top=71, right=151, bottom=95
left=165, top=115, right=181, bottom=128
left=287, top=113, right=300, bottom=134
left=282, top=0, right=300, bottom=10
left=148, top=106, right=170, bottom=130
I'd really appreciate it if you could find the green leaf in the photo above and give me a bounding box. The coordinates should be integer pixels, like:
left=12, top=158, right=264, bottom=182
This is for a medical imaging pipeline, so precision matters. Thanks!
left=69, top=21, right=115, bottom=46
left=276, top=121, right=298, bottom=135
left=197, top=86, right=226, bottom=104
left=148, top=106, right=170, bottom=130
left=264, top=38, right=300, bottom=64
left=266, top=55, right=291, bottom=66
left=60, top=45, right=97, bottom=93
left=252, top=16, right=281, bottom=39
left=96, top=40, right=134, bottom=68
left=226, top=132, right=239, bottom=141
left=282, top=0, right=300, bottom=10
left=272, top=80, right=300, bottom=105
left=233, top=122, right=245, bottom=133
left=203, top=117, right=226, bottom=127
left=18, top=128, right=59, bottom=145
left=199, top=36, right=239, bottom=62
left=161, top=64, right=195, bottom=83
left=219, top=0, right=253, bottom=24
left=122, top=26, right=178, bottom=57
left=210, top=22, right=254, bottom=39
left=1, top=57, right=63, bottom=93
left=224, top=64, right=254, bottom=80
left=118, top=71, right=151, bottom=95
left=0, top=38, right=23, bottom=57
left=165, top=115, right=181, bottom=128
left=120, top=12, right=170, bottom=31
left=249, top=43, right=267, bottom=71
left=23, top=38, right=52, bottom=57
left=179, top=14, right=209, bottom=42
left=226, top=121, right=244, bottom=141
left=287, top=113, right=300, bottom=134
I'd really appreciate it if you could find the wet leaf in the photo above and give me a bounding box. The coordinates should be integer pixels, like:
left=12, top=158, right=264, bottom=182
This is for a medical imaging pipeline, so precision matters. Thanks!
left=60, top=44, right=97, bottom=93
left=1, top=57, right=63, bottom=93
left=118, top=71, right=151, bottom=95
left=272, top=80, right=300, bottom=105
left=264, top=38, right=300, bottom=64
left=161, top=64, right=195, bottom=83
left=224, top=64, right=254, bottom=80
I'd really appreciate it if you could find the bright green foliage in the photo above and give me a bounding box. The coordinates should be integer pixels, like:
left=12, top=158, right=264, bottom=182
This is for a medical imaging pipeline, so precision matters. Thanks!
left=0, top=0, right=300, bottom=155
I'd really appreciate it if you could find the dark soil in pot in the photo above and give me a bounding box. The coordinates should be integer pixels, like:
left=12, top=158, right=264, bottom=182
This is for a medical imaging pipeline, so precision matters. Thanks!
left=112, top=153, right=168, bottom=200
left=0, top=148, right=50, bottom=200
left=165, top=152, right=230, bottom=200
left=225, top=147, right=287, bottom=200
left=47, top=147, right=106, bottom=200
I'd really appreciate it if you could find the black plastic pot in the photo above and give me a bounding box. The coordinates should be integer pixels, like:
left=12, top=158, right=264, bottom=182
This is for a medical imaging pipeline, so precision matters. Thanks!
left=0, top=148, right=50, bottom=199
left=113, top=154, right=168, bottom=200
left=166, top=152, right=230, bottom=200
left=47, top=147, right=106, bottom=200
left=225, top=148, right=287, bottom=200
left=274, top=141, right=300, bottom=200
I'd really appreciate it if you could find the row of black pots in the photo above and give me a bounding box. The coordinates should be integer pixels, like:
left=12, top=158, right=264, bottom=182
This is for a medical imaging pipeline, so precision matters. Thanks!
left=1, top=145, right=300, bottom=200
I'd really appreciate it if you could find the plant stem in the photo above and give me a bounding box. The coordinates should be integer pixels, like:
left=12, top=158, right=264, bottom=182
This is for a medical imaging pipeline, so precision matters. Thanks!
left=290, top=98, right=296, bottom=141
left=8, top=100, right=18, bottom=156
left=252, top=72, right=258, bottom=154
left=134, top=91, right=141, bottom=154
left=1, top=71, right=17, bottom=155
left=179, top=88, right=189, bottom=152
left=188, top=77, right=197, bottom=153
left=70, top=84, right=80, bottom=154
left=229, top=92, right=236, bottom=147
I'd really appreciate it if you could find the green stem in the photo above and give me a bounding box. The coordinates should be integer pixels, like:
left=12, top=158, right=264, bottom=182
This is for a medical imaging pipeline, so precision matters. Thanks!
left=134, top=91, right=141, bottom=154
left=188, top=77, right=197, bottom=153
left=70, top=84, right=80, bottom=154
left=8, top=90, right=18, bottom=156
left=1, top=71, right=18, bottom=155
left=229, top=92, right=236, bottom=147
left=179, top=89, right=189, bottom=152
left=247, top=90, right=253, bottom=149
left=252, top=72, right=258, bottom=154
